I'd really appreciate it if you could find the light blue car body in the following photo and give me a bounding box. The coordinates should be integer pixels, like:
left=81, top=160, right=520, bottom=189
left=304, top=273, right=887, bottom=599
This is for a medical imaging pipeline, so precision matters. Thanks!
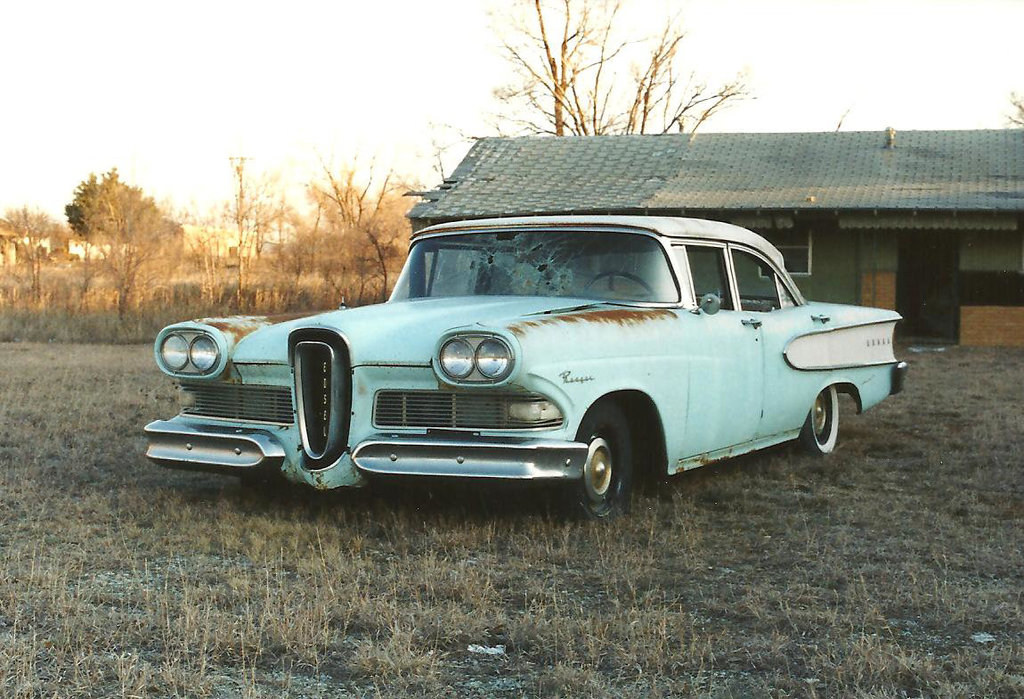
left=145, top=216, right=905, bottom=494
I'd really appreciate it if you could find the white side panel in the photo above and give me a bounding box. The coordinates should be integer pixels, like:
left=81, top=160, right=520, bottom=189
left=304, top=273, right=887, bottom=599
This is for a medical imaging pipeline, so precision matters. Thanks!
left=785, top=321, right=897, bottom=370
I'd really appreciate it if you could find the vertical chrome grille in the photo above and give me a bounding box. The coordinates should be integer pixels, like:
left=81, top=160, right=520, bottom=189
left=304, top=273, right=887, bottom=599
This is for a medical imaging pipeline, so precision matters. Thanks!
left=295, top=341, right=334, bottom=458
left=290, top=330, right=351, bottom=468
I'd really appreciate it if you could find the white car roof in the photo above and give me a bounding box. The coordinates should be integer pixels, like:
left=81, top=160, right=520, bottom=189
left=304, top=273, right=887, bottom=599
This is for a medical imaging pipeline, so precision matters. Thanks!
left=415, top=215, right=787, bottom=271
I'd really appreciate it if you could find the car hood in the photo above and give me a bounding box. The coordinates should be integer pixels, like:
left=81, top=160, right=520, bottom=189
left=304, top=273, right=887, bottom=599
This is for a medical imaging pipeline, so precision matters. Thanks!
left=225, top=296, right=604, bottom=365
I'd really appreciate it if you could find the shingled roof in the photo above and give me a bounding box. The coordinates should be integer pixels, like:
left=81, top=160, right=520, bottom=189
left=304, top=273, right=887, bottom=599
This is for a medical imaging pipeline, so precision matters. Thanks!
left=409, top=130, right=1024, bottom=223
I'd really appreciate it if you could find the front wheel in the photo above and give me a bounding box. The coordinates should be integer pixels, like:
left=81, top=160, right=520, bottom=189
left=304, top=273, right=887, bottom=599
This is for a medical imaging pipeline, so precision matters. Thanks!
left=799, top=385, right=839, bottom=455
left=572, top=403, right=633, bottom=519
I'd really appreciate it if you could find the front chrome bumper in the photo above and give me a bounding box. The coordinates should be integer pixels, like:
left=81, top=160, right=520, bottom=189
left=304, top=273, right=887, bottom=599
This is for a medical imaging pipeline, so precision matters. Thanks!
left=144, top=420, right=286, bottom=474
left=351, top=433, right=589, bottom=480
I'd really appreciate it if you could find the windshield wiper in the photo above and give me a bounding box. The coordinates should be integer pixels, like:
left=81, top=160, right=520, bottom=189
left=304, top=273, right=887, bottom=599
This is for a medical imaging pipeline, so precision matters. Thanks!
left=526, top=302, right=609, bottom=316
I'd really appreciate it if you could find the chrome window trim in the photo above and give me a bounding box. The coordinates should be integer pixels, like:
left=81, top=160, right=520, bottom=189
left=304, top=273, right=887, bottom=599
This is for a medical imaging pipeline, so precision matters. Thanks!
left=727, top=242, right=806, bottom=308
left=670, top=241, right=733, bottom=311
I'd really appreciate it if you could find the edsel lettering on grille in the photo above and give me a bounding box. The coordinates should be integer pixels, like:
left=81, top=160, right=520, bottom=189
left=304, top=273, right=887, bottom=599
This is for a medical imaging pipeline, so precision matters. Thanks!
left=145, top=216, right=907, bottom=519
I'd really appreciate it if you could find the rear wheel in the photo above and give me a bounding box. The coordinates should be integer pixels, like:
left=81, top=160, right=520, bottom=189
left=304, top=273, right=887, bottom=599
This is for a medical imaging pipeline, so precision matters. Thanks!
left=799, top=385, right=839, bottom=454
left=573, top=403, right=633, bottom=519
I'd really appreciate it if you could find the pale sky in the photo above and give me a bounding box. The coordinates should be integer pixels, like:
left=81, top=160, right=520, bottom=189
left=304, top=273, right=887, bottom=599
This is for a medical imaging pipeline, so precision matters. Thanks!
left=1, top=0, right=1021, bottom=220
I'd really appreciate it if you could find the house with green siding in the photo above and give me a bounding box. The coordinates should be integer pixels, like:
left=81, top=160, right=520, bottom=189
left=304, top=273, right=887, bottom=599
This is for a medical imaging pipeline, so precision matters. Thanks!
left=408, top=130, right=1024, bottom=346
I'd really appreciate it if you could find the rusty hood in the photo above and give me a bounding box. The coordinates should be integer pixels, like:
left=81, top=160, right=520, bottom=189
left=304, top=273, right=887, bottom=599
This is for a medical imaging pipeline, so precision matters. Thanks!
left=222, top=296, right=613, bottom=366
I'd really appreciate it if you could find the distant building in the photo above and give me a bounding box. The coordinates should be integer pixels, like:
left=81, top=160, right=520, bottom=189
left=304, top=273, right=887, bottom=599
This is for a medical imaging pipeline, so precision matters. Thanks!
left=67, top=238, right=105, bottom=261
left=409, top=130, right=1024, bottom=347
left=182, top=224, right=239, bottom=259
left=180, top=224, right=284, bottom=261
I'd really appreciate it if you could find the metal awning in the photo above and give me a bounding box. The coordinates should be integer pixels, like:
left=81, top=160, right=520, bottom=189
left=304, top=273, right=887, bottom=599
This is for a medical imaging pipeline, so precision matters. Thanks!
left=838, top=213, right=1018, bottom=231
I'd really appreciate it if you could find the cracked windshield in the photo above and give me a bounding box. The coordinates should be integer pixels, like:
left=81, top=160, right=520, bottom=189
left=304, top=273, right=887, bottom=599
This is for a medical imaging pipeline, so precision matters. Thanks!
left=392, top=230, right=679, bottom=303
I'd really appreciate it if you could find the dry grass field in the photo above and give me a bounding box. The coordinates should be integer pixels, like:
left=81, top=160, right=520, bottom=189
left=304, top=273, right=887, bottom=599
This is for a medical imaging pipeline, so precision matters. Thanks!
left=0, top=342, right=1021, bottom=697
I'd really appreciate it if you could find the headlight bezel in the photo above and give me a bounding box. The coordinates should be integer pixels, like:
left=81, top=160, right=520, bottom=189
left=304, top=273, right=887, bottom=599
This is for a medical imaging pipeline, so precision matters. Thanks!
left=435, top=333, right=517, bottom=385
left=154, top=327, right=225, bottom=378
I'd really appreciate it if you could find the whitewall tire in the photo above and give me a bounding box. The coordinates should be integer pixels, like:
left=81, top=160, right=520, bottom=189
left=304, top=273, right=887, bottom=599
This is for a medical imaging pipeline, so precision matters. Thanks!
left=799, top=385, right=839, bottom=455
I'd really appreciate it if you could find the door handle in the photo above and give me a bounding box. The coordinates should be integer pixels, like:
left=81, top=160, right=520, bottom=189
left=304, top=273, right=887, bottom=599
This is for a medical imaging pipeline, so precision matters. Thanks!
left=811, top=314, right=831, bottom=324
left=741, top=318, right=762, bottom=329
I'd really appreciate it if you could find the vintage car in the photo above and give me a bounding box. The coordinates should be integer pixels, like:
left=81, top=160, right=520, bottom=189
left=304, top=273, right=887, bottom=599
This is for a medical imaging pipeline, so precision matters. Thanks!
left=145, top=216, right=907, bottom=518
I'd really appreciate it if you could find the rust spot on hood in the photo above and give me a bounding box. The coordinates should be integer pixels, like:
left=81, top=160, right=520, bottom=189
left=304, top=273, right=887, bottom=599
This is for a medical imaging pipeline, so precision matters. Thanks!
left=199, top=310, right=321, bottom=344
left=509, top=308, right=677, bottom=337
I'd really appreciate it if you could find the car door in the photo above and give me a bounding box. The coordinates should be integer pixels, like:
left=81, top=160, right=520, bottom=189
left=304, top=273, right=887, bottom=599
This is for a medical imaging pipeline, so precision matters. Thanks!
left=673, top=244, right=763, bottom=459
left=728, top=246, right=815, bottom=439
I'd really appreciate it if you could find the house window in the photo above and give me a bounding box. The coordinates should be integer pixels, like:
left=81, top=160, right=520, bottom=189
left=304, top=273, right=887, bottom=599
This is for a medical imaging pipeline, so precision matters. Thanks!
left=762, top=229, right=811, bottom=276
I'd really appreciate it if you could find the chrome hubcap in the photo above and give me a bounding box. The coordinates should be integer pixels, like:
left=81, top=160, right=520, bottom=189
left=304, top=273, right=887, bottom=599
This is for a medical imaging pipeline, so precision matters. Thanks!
left=585, top=438, right=612, bottom=498
left=813, top=393, right=828, bottom=437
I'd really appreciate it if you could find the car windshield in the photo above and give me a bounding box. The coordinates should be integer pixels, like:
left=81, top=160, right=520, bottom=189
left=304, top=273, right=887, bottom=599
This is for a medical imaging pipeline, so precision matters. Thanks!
left=391, top=230, right=679, bottom=303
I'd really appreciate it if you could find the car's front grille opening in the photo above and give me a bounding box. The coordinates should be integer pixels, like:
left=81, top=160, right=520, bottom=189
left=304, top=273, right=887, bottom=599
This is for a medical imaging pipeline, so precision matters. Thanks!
left=289, top=329, right=352, bottom=468
left=295, top=341, right=334, bottom=458
left=374, top=391, right=563, bottom=430
left=180, top=383, right=294, bottom=424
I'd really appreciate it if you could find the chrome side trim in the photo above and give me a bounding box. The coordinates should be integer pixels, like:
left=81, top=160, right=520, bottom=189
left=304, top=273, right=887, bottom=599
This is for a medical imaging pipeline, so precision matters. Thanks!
left=783, top=319, right=900, bottom=371
left=351, top=434, right=589, bottom=480
left=144, top=419, right=286, bottom=471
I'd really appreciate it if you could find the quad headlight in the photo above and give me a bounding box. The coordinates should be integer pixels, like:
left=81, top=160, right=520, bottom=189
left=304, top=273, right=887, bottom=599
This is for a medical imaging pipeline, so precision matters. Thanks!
left=189, top=335, right=219, bottom=372
left=475, top=338, right=513, bottom=380
left=159, top=334, right=190, bottom=371
left=439, top=338, right=475, bottom=379
left=157, top=330, right=222, bottom=375
left=438, top=335, right=515, bottom=383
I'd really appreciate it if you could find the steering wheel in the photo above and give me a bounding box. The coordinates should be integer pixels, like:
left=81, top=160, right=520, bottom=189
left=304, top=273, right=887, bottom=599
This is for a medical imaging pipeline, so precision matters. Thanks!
left=584, top=271, right=654, bottom=297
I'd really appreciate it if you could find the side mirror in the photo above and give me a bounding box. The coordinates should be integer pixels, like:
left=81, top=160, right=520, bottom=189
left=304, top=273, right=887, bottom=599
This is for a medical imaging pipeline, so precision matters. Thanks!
left=699, top=293, right=721, bottom=316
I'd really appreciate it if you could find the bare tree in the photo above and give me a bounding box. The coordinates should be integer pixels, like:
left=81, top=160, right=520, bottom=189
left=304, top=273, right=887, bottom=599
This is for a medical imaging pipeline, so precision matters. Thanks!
left=494, top=0, right=747, bottom=136
left=309, top=162, right=411, bottom=304
left=179, top=207, right=228, bottom=307
left=1010, top=92, right=1024, bottom=127
left=2, top=206, right=57, bottom=305
left=74, top=237, right=100, bottom=300
left=225, top=158, right=285, bottom=309
left=277, top=204, right=325, bottom=290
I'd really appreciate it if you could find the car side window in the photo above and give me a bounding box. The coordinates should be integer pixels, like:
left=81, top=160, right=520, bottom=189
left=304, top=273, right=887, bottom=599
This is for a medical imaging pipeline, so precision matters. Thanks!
left=777, top=277, right=797, bottom=308
left=680, top=245, right=734, bottom=310
left=732, top=248, right=782, bottom=312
